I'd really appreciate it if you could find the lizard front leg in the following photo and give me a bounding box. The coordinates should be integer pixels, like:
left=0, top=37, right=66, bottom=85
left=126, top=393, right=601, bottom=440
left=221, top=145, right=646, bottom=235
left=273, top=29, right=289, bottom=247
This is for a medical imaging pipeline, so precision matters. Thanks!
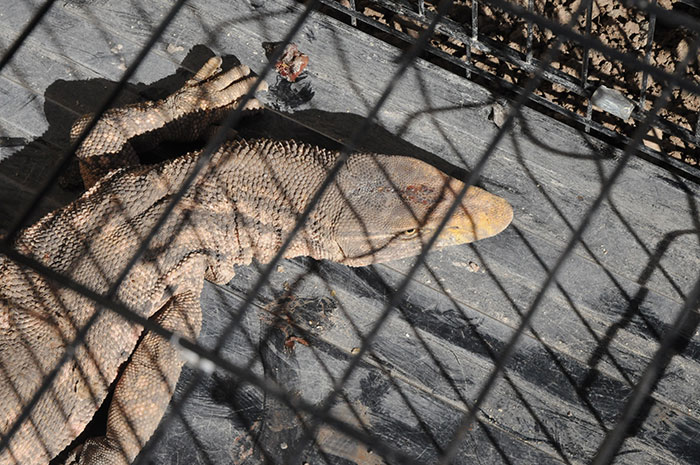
left=66, top=289, right=203, bottom=465
left=71, top=57, right=267, bottom=188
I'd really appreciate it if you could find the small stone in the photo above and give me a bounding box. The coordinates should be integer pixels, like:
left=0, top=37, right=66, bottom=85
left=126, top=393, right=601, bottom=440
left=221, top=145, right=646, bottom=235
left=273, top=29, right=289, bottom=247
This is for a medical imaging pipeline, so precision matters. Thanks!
left=609, top=7, right=625, bottom=19
left=468, top=261, right=480, bottom=273
left=166, top=43, right=184, bottom=54
left=489, top=100, right=509, bottom=128
left=624, top=21, right=640, bottom=37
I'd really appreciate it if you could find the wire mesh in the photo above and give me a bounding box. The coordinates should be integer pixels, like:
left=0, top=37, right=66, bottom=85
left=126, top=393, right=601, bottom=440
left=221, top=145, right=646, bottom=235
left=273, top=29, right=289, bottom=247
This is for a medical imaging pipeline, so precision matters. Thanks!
left=322, top=0, right=700, bottom=174
left=0, top=0, right=699, bottom=464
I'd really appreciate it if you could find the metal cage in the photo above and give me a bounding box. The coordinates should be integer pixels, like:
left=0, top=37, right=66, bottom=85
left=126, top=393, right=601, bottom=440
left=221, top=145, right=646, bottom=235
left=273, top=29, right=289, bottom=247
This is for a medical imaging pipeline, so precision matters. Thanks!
left=0, top=0, right=699, bottom=463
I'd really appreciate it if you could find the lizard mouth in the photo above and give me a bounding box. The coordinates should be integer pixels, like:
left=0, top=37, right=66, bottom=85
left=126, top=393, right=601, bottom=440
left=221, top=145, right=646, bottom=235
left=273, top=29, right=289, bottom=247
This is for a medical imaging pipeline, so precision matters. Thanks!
left=334, top=191, right=513, bottom=266
left=438, top=188, right=513, bottom=244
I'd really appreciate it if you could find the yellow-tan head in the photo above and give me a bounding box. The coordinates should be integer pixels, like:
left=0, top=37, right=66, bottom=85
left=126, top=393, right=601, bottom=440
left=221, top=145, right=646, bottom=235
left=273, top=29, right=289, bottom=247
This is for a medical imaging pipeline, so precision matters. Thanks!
left=327, top=153, right=513, bottom=266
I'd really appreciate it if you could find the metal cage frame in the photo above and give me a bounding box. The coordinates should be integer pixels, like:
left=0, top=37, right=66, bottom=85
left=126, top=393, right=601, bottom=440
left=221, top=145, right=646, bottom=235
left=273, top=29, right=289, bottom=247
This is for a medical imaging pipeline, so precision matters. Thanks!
left=0, top=0, right=699, bottom=463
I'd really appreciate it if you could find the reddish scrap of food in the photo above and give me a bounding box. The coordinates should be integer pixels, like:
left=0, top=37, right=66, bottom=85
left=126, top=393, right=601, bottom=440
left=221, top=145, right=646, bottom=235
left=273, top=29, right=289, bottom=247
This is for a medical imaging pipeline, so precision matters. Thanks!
left=275, top=43, right=309, bottom=82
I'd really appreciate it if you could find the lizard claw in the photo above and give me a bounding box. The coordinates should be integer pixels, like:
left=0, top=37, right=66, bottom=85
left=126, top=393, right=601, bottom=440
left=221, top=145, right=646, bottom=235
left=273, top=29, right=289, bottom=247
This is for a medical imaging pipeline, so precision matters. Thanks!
left=186, top=56, right=223, bottom=84
left=209, top=64, right=251, bottom=91
left=173, top=56, right=268, bottom=115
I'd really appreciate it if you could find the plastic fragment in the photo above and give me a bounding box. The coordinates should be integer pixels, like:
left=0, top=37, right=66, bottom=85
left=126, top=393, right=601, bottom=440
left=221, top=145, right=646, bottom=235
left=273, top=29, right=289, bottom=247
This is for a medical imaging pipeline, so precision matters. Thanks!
left=591, top=85, right=635, bottom=120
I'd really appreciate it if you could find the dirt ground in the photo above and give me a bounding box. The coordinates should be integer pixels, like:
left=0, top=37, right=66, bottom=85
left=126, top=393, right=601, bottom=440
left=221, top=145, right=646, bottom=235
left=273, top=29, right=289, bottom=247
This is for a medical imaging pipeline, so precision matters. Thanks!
left=333, top=0, right=700, bottom=166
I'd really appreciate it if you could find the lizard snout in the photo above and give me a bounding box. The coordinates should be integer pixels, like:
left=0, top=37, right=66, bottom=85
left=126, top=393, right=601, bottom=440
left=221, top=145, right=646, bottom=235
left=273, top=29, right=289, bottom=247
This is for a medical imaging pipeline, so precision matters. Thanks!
left=438, top=187, right=513, bottom=245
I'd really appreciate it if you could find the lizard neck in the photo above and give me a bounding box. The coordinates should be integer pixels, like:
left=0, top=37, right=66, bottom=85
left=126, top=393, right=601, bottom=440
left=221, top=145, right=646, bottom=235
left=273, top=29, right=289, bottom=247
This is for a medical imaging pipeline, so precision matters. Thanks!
left=208, top=138, right=346, bottom=266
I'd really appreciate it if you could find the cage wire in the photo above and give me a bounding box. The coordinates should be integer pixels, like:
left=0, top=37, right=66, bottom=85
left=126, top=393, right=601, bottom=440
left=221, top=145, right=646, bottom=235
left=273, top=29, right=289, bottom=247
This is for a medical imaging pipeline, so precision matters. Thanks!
left=329, top=0, right=700, bottom=169
left=0, top=0, right=699, bottom=464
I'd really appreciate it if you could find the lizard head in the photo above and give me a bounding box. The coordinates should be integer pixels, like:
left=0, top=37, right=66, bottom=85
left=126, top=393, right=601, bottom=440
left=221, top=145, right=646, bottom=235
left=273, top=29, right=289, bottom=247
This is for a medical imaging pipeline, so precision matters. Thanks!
left=327, top=154, right=513, bottom=266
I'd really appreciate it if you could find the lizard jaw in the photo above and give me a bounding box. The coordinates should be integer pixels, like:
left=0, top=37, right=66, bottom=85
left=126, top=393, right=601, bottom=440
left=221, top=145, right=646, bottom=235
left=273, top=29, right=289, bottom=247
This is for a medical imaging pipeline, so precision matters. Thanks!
left=439, top=188, right=514, bottom=245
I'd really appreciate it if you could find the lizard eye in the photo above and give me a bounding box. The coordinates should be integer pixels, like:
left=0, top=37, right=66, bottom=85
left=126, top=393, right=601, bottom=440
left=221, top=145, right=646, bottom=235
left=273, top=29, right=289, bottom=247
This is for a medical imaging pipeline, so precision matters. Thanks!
left=399, top=228, right=419, bottom=239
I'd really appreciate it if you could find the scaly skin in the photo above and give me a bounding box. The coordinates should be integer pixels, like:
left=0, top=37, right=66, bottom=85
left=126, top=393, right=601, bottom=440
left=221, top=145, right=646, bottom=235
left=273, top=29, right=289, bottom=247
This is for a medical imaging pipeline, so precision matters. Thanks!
left=0, top=57, right=512, bottom=465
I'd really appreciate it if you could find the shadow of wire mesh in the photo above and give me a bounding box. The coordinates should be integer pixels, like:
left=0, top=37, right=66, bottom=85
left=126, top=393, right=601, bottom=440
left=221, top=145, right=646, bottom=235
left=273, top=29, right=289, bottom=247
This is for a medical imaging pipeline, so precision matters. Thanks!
left=0, top=0, right=699, bottom=464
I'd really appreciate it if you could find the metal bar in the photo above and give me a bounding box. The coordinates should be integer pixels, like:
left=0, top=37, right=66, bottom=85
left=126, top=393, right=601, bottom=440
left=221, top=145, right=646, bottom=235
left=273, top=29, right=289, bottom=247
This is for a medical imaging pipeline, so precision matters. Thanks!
left=585, top=95, right=593, bottom=133
left=0, top=245, right=426, bottom=465
left=0, top=0, right=321, bottom=454
left=639, top=0, right=657, bottom=111
left=211, top=1, right=460, bottom=460
left=349, top=0, right=357, bottom=26
left=106, top=0, right=321, bottom=314
left=465, top=40, right=472, bottom=78
left=582, top=0, right=594, bottom=135
left=629, top=0, right=700, bottom=34
left=482, top=0, right=700, bottom=97
left=3, top=0, right=700, bottom=462
left=591, top=272, right=700, bottom=465
left=332, top=0, right=700, bottom=167
left=438, top=36, right=698, bottom=465
left=0, top=0, right=57, bottom=73
left=131, top=2, right=460, bottom=463
left=3, top=0, right=191, bottom=243
left=369, top=0, right=588, bottom=94
left=213, top=0, right=454, bottom=355
left=581, top=0, right=594, bottom=87
left=526, top=0, right=534, bottom=63
left=321, top=0, right=700, bottom=181
left=366, top=0, right=700, bottom=99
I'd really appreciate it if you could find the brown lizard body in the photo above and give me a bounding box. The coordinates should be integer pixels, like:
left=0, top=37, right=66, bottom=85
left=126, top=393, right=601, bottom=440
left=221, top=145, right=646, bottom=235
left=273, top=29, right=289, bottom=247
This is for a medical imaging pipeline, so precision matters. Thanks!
left=0, top=57, right=512, bottom=465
